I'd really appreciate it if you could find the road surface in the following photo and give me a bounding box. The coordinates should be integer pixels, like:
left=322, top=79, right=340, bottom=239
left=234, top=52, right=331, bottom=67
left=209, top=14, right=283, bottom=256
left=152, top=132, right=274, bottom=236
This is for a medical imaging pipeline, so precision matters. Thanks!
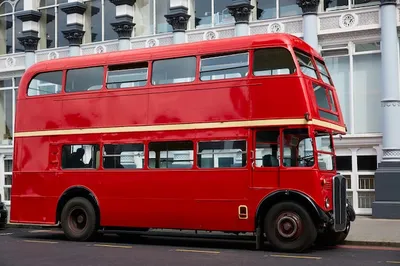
left=1, top=228, right=400, bottom=266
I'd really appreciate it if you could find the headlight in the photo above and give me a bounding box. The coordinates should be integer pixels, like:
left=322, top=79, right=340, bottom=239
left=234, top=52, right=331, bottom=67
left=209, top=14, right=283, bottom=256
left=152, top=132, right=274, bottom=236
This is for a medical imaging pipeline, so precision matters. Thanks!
left=325, top=197, right=330, bottom=209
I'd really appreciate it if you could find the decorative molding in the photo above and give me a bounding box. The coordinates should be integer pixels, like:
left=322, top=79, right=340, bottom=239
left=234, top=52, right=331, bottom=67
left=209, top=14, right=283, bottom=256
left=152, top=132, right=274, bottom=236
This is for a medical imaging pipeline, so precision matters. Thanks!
left=48, top=51, right=59, bottom=60
left=111, top=15, right=135, bottom=39
left=16, top=10, right=42, bottom=22
left=268, top=22, right=284, bottom=33
left=203, top=30, right=218, bottom=40
left=382, top=149, right=400, bottom=161
left=62, top=24, right=85, bottom=46
left=146, top=38, right=159, bottom=48
left=381, top=100, right=400, bottom=107
left=4, top=57, right=16, bottom=68
left=380, top=0, right=397, bottom=6
left=296, top=0, right=320, bottom=15
left=18, top=33, right=40, bottom=52
left=109, top=0, right=136, bottom=6
left=227, top=0, right=255, bottom=24
left=94, top=45, right=106, bottom=54
left=165, top=6, right=191, bottom=32
left=339, top=13, right=358, bottom=28
left=60, top=2, right=87, bottom=15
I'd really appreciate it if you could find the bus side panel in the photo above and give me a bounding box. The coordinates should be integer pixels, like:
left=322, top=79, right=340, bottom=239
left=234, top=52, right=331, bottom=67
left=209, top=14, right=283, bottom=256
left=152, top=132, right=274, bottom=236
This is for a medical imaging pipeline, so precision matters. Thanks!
left=249, top=78, right=309, bottom=120
left=10, top=137, right=59, bottom=224
left=148, top=83, right=250, bottom=125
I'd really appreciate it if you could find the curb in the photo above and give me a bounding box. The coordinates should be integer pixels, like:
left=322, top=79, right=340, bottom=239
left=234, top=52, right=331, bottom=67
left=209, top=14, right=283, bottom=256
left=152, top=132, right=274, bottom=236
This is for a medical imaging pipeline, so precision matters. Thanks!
left=343, top=240, right=400, bottom=248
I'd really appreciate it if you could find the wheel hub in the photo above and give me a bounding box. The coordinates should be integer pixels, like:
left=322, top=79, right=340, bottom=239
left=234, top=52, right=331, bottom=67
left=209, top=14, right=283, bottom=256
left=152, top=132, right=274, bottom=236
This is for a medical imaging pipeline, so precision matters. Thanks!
left=276, top=212, right=302, bottom=239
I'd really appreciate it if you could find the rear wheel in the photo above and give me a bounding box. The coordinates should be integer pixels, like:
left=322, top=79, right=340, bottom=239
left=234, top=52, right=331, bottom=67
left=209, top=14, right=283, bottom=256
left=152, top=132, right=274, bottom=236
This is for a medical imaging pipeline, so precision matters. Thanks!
left=264, top=201, right=317, bottom=253
left=61, top=197, right=97, bottom=241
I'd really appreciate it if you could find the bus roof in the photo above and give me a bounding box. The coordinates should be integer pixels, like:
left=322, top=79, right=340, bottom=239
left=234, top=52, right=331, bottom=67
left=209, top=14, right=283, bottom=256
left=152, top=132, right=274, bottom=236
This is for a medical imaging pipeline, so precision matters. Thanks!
left=23, top=33, right=321, bottom=77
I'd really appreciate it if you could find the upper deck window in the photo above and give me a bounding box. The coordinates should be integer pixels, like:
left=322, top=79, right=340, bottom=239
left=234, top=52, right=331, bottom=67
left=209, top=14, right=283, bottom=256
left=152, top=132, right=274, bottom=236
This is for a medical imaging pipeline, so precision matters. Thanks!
left=200, top=52, right=248, bottom=81
left=151, top=57, right=196, bottom=85
left=294, top=50, right=318, bottom=80
left=313, top=83, right=339, bottom=122
left=65, top=66, right=104, bottom=93
left=27, top=71, right=63, bottom=96
left=106, top=63, right=148, bottom=89
left=253, top=48, right=296, bottom=76
left=315, top=59, right=333, bottom=85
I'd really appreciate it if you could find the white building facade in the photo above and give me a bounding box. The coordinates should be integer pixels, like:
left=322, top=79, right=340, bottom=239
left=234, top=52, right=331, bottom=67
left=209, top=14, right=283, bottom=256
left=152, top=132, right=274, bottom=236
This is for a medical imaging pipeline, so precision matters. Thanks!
left=0, top=0, right=399, bottom=220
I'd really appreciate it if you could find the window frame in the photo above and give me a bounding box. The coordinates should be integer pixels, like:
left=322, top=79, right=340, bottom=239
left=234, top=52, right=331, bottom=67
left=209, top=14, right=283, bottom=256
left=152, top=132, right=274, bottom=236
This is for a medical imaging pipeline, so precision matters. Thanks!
left=151, top=56, right=197, bottom=86
left=60, top=143, right=101, bottom=170
left=199, top=51, right=249, bottom=82
left=26, top=70, right=65, bottom=97
left=312, top=82, right=340, bottom=123
left=64, top=65, right=106, bottom=94
left=105, top=62, right=149, bottom=90
left=196, top=139, right=248, bottom=169
left=147, top=140, right=195, bottom=170
left=252, top=46, right=298, bottom=78
left=102, top=142, right=146, bottom=170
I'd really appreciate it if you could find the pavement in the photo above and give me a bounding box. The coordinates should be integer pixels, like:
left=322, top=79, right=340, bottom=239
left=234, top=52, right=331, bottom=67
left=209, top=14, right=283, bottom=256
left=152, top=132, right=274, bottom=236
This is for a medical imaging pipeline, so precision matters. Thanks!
left=5, top=215, right=400, bottom=247
left=2, top=228, right=400, bottom=266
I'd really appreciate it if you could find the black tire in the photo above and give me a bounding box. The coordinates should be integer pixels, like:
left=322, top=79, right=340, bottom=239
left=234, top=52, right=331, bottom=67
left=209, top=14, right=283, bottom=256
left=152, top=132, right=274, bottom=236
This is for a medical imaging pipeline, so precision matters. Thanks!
left=264, top=201, right=317, bottom=253
left=315, top=222, right=350, bottom=247
left=61, top=197, right=97, bottom=241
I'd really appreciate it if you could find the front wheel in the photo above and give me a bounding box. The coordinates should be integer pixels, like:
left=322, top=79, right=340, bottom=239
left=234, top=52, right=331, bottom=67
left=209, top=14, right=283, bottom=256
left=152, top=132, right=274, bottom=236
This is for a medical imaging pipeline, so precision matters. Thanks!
left=61, top=197, right=97, bottom=241
left=264, top=201, right=317, bottom=253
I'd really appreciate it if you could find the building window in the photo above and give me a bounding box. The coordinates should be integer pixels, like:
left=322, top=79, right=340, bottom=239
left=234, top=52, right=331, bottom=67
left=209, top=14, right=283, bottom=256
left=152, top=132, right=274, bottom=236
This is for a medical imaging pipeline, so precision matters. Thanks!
left=255, top=0, right=301, bottom=20
left=253, top=48, right=296, bottom=76
left=134, top=0, right=171, bottom=36
left=61, top=144, right=100, bottom=169
left=152, top=57, right=196, bottom=85
left=38, top=0, right=68, bottom=49
left=106, top=63, right=148, bottom=89
left=27, top=71, right=63, bottom=96
left=3, top=156, right=12, bottom=203
left=0, top=77, right=19, bottom=144
left=82, top=0, right=118, bottom=43
left=200, top=52, right=248, bottom=81
left=353, top=44, right=381, bottom=134
left=148, top=141, right=193, bottom=169
left=103, top=143, right=144, bottom=169
left=323, top=47, right=351, bottom=132
left=356, top=154, right=377, bottom=209
left=0, top=0, right=24, bottom=54
left=324, top=0, right=380, bottom=11
left=198, top=140, right=247, bottom=168
left=65, top=66, right=104, bottom=93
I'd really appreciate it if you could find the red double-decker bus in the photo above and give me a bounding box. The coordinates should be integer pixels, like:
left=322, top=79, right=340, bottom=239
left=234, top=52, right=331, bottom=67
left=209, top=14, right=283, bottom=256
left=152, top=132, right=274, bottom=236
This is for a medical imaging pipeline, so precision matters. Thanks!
left=10, top=33, right=355, bottom=252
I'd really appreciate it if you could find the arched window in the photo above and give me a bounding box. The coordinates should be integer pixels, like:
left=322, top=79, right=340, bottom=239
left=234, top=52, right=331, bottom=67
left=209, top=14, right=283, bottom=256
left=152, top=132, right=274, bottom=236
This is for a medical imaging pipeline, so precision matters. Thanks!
left=0, top=0, right=24, bottom=54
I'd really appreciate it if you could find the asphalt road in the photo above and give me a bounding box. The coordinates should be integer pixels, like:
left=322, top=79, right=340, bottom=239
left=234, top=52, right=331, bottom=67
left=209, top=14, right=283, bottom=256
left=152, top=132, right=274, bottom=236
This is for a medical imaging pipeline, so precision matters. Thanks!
left=1, top=228, right=400, bottom=266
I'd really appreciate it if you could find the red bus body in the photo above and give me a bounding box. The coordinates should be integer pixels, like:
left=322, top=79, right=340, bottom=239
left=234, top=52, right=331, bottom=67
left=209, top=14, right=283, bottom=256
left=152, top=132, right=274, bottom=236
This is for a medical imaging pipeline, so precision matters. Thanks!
left=10, top=33, right=355, bottom=252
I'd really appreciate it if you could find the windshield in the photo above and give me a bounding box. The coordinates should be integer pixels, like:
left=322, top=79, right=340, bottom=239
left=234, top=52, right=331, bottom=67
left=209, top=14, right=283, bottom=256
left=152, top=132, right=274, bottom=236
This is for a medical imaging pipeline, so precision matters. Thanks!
left=281, top=128, right=334, bottom=171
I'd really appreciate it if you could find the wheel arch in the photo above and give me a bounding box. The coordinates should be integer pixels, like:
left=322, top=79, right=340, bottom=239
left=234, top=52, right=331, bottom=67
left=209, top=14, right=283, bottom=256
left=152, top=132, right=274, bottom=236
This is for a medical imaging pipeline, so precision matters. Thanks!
left=255, top=190, right=330, bottom=229
left=56, top=186, right=101, bottom=227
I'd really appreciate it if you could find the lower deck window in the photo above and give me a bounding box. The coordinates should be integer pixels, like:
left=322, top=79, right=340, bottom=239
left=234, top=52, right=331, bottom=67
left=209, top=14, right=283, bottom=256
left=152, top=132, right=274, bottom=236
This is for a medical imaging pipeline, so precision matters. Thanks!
left=61, top=144, right=100, bottom=169
left=148, top=141, right=194, bottom=169
left=197, top=140, right=247, bottom=168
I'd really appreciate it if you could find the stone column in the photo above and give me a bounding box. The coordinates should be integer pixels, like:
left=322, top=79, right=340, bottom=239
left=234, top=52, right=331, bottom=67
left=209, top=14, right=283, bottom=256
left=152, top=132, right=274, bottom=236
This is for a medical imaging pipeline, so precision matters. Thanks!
left=16, top=10, right=41, bottom=68
left=60, top=0, right=87, bottom=56
left=165, top=0, right=190, bottom=44
left=372, top=0, right=400, bottom=219
left=227, top=0, right=254, bottom=37
left=297, top=0, right=319, bottom=50
left=110, top=0, right=135, bottom=50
